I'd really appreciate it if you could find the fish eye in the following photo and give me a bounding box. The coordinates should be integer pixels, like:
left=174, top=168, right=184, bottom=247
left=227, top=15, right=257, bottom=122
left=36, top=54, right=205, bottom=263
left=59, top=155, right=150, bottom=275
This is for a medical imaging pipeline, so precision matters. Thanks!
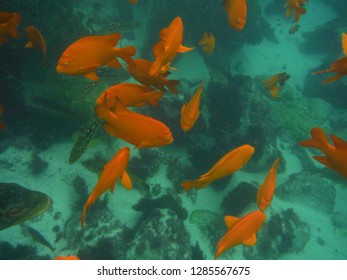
left=63, top=62, right=69, bottom=66
left=165, top=137, right=171, bottom=142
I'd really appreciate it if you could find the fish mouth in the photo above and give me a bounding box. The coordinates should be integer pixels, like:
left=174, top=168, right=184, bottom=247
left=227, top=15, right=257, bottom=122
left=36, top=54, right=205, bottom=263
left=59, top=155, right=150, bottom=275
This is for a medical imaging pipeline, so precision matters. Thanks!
left=34, top=197, right=52, bottom=217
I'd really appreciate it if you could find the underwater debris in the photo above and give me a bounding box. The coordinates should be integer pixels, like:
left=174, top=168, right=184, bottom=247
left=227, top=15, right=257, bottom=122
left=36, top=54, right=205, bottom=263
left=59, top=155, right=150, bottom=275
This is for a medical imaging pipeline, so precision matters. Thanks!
left=0, top=182, right=52, bottom=230
left=69, top=118, right=101, bottom=164
left=21, top=224, right=55, bottom=252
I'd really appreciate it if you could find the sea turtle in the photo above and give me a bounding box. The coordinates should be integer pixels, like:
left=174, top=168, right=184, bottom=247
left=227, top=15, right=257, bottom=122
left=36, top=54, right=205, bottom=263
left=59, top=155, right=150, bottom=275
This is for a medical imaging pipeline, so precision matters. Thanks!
left=0, top=182, right=52, bottom=230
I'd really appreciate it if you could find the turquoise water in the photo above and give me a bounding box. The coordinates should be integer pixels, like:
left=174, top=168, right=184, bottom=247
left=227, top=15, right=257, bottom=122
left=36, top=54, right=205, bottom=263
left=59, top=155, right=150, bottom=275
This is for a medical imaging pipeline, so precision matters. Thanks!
left=0, top=0, right=346, bottom=260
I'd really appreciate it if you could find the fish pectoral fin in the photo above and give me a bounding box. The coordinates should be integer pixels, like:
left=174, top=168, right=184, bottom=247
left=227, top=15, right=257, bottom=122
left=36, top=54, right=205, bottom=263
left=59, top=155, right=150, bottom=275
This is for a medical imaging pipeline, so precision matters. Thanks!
left=313, top=156, right=333, bottom=169
left=322, top=74, right=343, bottom=84
left=121, top=170, right=133, bottom=190
left=181, top=104, right=187, bottom=115
left=84, top=72, right=100, bottom=81
left=25, top=41, right=34, bottom=48
left=178, top=44, right=194, bottom=53
left=137, top=140, right=152, bottom=148
left=224, top=216, right=239, bottom=228
left=242, top=233, right=257, bottom=246
left=105, top=58, right=122, bottom=68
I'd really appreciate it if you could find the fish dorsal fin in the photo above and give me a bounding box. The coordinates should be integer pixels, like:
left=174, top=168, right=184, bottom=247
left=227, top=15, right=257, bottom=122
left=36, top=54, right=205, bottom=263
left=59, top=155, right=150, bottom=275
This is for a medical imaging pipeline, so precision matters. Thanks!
left=224, top=216, right=239, bottom=228
left=121, top=170, right=133, bottom=190
left=113, top=97, right=127, bottom=114
left=342, top=33, right=347, bottom=56
left=242, top=233, right=257, bottom=246
left=153, top=40, right=166, bottom=57
left=159, top=27, right=171, bottom=45
left=84, top=72, right=100, bottom=81
left=106, top=33, right=122, bottom=46
left=330, top=134, right=347, bottom=149
left=178, top=44, right=194, bottom=53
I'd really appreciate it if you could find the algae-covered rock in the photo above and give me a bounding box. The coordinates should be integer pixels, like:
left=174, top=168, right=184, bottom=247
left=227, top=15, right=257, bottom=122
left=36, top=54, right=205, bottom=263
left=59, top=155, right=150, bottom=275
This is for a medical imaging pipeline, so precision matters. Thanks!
left=276, top=171, right=336, bottom=214
left=268, top=97, right=332, bottom=141
left=243, top=208, right=311, bottom=259
left=126, top=209, right=191, bottom=260
left=189, top=209, right=226, bottom=255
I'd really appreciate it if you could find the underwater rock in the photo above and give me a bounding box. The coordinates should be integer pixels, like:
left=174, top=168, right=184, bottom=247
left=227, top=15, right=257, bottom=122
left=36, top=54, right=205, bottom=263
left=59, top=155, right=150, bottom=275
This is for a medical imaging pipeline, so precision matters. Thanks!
left=268, top=97, right=332, bottom=141
left=189, top=209, right=227, bottom=256
left=0, top=241, right=50, bottom=260
left=30, top=152, right=48, bottom=174
left=331, top=212, right=347, bottom=230
left=276, top=172, right=336, bottom=214
left=165, top=155, right=192, bottom=190
left=132, top=194, right=188, bottom=221
left=243, top=208, right=311, bottom=260
left=221, top=182, right=258, bottom=217
left=125, top=209, right=191, bottom=260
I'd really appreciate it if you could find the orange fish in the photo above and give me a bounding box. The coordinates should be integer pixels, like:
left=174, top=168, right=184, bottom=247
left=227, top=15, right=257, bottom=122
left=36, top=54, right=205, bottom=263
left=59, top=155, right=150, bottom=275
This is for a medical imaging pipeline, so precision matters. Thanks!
left=215, top=210, right=266, bottom=259
left=95, top=96, right=173, bottom=148
left=180, top=80, right=205, bottom=132
left=25, top=26, right=47, bottom=65
left=312, top=33, right=347, bottom=84
left=299, top=127, right=347, bottom=180
left=81, top=147, right=132, bottom=227
left=0, top=12, right=21, bottom=44
left=150, top=16, right=193, bottom=77
left=261, top=72, right=290, bottom=98
left=127, top=58, right=180, bottom=94
left=256, top=158, right=280, bottom=212
left=223, top=0, right=247, bottom=31
left=96, top=83, right=163, bottom=109
left=284, top=0, right=307, bottom=22
left=55, top=255, right=80, bottom=260
left=181, top=144, right=254, bottom=191
left=0, top=104, right=5, bottom=130
left=56, top=33, right=136, bottom=81
left=198, top=32, right=215, bottom=54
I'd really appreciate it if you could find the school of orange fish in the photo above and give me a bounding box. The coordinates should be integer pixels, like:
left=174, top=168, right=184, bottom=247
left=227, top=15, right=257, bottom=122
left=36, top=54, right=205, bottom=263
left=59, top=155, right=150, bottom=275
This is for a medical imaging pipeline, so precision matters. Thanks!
left=1, top=0, right=347, bottom=260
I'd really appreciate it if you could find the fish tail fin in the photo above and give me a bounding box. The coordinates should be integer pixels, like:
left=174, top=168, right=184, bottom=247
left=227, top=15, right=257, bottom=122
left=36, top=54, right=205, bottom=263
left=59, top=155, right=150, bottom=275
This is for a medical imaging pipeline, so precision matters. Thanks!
left=342, top=33, right=347, bottom=56
left=312, top=69, right=331, bottom=75
left=147, top=91, right=164, bottom=106
left=181, top=178, right=208, bottom=191
left=95, top=93, right=109, bottom=119
left=322, top=74, right=343, bottom=84
left=166, top=79, right=180, bottom=94
left=299, top=127, right=330, bottom=153
left=115, top=46, right=136, bottom=66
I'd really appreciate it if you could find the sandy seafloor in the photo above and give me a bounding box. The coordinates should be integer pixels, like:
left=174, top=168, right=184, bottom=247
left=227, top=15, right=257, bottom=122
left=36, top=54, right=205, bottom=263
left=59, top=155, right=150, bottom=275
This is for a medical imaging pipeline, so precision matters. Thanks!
left=1, top=0, right=347, bottom=260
